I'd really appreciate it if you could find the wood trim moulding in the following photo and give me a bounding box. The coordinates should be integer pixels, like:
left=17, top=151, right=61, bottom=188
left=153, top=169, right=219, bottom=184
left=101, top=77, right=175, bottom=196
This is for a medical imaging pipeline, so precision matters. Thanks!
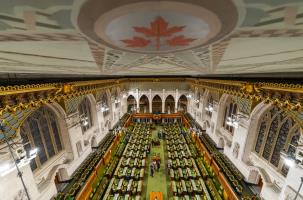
left=0, top=78, right=302, bottom=118
left=187, top=78, right=303, bottom=112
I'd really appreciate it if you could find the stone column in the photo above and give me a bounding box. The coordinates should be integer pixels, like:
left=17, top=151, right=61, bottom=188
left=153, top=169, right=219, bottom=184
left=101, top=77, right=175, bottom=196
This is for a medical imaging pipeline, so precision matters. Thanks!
left=136, top=88, right=139, bottom=112
left=149, top=89, right=152, bottom=113
left=162, top=89, right=165, bottom=113
left=175, top=89, right=179, bottom=112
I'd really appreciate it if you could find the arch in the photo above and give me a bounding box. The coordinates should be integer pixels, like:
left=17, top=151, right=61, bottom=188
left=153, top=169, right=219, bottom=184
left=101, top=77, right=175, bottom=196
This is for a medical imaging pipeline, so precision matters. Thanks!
left=139, top=95, right=149, bottom=113
left=195, top=91, right=201, bottom=108
left=248, top=103, right=301, bottom=176
left=152, top=95, right=162, bottom=114
left=101, top=92, right=110, bottom=117
left=242, top=102, right=272, bottom=162
left=217, top=94, right=237, bottom=134
left=165, top=95, right=175, bottom=114
left=178, top=94, right=188, bottom=112
left=19, top=105, right=67, bottom=172
left=78, top=96, right=94, bottom=132
left=204, top=91, right=214, bottom=118
left=127, top=95, right=137, bottom=113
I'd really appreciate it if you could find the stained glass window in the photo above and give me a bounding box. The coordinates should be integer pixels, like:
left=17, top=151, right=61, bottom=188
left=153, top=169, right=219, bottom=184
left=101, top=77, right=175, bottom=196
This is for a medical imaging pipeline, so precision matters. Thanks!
left=254, top=106, right=299, bottom=176
left=20, top=106, right=63, bottom=171
left=223, top=102, right=237, bottom=134
left=79, top=98, right=93, bottom=132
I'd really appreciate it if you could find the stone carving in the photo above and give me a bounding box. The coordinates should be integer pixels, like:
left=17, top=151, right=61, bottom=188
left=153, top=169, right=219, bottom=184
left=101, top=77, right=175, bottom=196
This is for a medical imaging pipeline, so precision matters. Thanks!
left=233, top=143, right=240, bottom=158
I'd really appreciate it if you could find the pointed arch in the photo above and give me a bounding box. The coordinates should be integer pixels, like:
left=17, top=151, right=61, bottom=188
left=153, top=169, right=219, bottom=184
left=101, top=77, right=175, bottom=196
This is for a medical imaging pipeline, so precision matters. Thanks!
left=152, top=95, right=162, bottom=114
left=127, top=95, right=137, bottom=113
left=19, top=105, right=67, bottom=172
left=139, top=95, right=149, bottom=113
left=165, top=95, right=175, bottom=113
left=178, top=94, right=188, bottom=112
left=251, top=104, right=300, bottom=176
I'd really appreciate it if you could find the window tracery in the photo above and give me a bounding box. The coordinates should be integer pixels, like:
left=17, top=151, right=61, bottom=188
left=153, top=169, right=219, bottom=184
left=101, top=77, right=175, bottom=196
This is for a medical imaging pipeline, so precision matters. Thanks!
left=222, top=102, right=237, bottom=134
left=79, top=98, right=93, bottom=132
left=20, top=106, right=63, bottom=171
left=254, top=106, right=300, bottom=176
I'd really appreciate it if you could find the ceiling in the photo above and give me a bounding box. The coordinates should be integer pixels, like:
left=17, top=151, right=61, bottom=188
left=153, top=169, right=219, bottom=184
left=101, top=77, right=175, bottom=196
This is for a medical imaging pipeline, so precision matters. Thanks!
left=0, top=0, right=303, bottom=78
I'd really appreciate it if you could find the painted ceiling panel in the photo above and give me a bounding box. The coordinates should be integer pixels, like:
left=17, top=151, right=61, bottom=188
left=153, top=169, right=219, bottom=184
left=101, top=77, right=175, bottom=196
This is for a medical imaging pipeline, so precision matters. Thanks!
left=0, top=0, right=301, bottom=76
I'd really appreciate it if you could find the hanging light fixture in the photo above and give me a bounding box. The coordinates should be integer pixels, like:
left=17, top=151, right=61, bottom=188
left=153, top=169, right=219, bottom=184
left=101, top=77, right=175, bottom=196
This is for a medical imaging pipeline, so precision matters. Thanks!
left=101, top=103, right=109, bottom=112
left=114, top=98, right=120, bottom=104
left=205, top=103, right=214, bottom=112
left=225, top=114, right=246, bottom=129
left=80, top=115, right=89, bottom=126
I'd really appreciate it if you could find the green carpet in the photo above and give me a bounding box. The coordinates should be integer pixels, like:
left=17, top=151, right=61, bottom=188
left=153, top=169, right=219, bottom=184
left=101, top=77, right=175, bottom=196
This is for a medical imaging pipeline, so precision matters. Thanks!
left=145, top=126, right=168, bottom=199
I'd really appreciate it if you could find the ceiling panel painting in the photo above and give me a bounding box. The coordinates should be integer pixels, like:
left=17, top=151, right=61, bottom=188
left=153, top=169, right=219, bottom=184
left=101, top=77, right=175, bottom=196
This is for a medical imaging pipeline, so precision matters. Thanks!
left=0, top=0, right=301, bottom=76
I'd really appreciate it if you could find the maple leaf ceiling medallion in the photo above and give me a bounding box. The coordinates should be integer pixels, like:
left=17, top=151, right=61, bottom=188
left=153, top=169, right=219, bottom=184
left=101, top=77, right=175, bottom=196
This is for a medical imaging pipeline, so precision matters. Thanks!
left=121, top=16, right=196, bottom=51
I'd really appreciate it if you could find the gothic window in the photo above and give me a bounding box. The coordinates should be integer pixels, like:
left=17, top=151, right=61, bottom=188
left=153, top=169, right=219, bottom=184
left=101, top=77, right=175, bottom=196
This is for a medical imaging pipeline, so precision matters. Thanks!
left=254, top=106, right=299, bottom=176
left=20, top=106, right=63, bottom=171
left=79, top=97, right=93, bottom=132
left=222, top=102, right=237, bottom=134
left=255, top=119, right=267, bottom=153
left=206, top=95, right=213, bottom=118
left=101, top=93, right=110, bottom=117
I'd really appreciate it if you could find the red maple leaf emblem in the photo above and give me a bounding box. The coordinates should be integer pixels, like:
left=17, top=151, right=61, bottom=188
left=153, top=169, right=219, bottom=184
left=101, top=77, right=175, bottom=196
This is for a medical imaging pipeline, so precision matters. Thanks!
left=134, top=16, right=185, bottom=37
left=121, top=16, right=196, bottom=50
left=120, top=37, right=150, bottom=47
left=166, top=35, right=196, bottom=46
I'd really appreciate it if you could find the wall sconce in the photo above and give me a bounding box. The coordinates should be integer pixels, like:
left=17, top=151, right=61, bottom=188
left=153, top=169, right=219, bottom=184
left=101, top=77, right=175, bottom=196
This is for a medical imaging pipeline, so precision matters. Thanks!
left=101, top=104, right=109, bottom=112
left=114, top=98, right=120, bottom=104
left=80, top=115, right=89, bottom=126
left=226, top=114, right=246, bottom=128
left=205, top=103, right=214, bottom=112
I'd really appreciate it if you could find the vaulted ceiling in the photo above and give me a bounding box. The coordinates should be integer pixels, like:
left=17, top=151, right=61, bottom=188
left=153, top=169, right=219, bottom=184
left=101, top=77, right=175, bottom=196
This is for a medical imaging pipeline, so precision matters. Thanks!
left=0, top=0, right=303, bottom=77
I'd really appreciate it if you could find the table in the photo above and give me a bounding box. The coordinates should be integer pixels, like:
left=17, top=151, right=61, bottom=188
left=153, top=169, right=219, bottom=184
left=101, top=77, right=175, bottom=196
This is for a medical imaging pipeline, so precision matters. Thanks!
left=150, top=192, right=163, bottom=200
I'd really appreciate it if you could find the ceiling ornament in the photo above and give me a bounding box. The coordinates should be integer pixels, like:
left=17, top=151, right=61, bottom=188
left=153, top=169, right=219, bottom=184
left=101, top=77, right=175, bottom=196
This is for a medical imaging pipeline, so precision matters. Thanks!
left=120, top=16, right=196, bottom=51
left=77, top=0, right=238, bottom=54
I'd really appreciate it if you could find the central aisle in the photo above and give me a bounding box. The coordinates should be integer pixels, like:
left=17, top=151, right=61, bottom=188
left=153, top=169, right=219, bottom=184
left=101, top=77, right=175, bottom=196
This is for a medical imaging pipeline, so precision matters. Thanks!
left=145, top=126, right=168, bottom=199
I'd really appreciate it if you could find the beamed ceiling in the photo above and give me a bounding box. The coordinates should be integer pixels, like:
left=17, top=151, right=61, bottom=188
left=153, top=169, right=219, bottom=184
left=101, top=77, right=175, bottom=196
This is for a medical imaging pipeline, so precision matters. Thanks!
left=0, top=0, right=303, bottom=78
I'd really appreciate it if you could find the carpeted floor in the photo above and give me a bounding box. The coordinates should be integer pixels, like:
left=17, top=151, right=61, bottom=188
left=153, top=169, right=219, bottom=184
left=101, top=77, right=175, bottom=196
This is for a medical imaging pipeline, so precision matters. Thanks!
left=145, top=126, right=168, bottom=199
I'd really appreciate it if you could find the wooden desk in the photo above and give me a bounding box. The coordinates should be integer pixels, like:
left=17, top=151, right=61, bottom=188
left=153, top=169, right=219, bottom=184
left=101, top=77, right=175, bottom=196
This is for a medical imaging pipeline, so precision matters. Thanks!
left=150, top=192, right=163, bottom=200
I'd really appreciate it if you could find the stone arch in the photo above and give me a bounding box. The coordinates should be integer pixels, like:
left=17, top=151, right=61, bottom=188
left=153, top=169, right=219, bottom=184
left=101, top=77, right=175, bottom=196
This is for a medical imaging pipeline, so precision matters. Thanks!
left=18, top=103, right=71, bottom=171
left=99, top=91, right=111, bottom=118
left=152, top=95, right=162, bottom=113
left=216, top=94, right=238, bottom=134
left=127, top=95, right=137, bottom=113
left=78, top=94, right=97, bottom=132
left=139, top=95, right=150, bottom=113
left=242, top=102, right=272, bottom=162
left=165, top=95, right=175, bottom=113
left=178, top=94, right=188, bottom=112
left=84, top=94, right=98, bottom=127
left=46, top=163, right=70, bottom=189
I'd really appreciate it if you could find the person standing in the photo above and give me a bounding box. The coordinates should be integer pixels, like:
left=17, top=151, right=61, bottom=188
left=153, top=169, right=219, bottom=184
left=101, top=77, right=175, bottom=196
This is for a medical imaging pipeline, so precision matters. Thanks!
left=150, top=163, right=154, bottom=177
left=156, top=160, right=160, bottom=172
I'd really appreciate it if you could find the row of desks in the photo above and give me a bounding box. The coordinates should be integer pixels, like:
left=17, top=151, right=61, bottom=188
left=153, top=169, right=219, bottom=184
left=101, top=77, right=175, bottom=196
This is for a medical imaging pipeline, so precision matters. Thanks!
left=171, top=179, right=212, bottom=200
left=115, top=167, right=145, bottom=179
left=170, top=167, right=201, bottom=180
left=168, top=150, right=192, bottom=159
left=103, top=178, right=143, bottom=198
